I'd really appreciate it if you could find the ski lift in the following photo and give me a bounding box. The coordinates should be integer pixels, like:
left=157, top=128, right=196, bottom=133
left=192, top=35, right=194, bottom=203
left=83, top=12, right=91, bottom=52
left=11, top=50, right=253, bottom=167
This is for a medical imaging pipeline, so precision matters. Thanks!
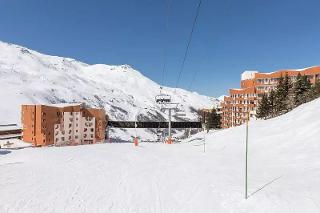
left=156, top=87, right=171, bottom=103
left=175, top=111, right=186, bottom=117
left=155, top=94, right=171, bottom=103
left=174, top=106, right=186, bottom=117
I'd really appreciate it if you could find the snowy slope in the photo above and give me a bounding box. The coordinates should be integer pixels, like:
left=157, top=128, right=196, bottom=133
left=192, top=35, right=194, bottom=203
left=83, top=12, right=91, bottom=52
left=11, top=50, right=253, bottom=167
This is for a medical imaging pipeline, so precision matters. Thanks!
left=0, top=98, right=319, bottom=212
left=0, top=41, right=218, bottom=139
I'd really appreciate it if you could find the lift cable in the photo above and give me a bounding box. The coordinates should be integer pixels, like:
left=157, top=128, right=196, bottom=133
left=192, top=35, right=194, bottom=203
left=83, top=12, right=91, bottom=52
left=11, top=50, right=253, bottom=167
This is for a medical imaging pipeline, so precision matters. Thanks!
left=175, top=0, right=202, bottom=88
left=161, top=0, right=173, bottom=87
left=188, top=63, right=199, bottom=90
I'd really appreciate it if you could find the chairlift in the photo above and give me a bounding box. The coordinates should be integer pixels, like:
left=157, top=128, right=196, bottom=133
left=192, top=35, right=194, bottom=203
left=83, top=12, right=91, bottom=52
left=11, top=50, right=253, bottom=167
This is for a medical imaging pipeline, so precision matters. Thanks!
left=174, top=107, right=186, bottom=117
left=175, top=111, right=186, bottom=117
left=155, top=94, right=171, bottom=103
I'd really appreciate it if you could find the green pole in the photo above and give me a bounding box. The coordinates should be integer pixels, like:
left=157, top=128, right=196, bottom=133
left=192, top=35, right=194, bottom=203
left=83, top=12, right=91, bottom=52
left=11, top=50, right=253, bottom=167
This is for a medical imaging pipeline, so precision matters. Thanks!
left=245, top=112, right=249, bottom=199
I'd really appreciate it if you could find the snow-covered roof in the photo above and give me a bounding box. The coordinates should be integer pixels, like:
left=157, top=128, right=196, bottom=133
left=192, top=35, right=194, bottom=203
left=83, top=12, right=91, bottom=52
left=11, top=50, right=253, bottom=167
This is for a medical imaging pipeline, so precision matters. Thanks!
left=241, top=71, right=258, bottom=80
left=230, top=88, right=245, bottom=91
left=22, top=103, right=82, bottom=108
left=45, top=103, right=82, bottom=107
left=257, top=66, right=318, bottom=75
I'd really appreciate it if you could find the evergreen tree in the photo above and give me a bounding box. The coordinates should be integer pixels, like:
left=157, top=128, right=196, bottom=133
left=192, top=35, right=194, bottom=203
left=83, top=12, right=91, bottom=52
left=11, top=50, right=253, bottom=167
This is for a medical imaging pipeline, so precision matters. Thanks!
left=301, top=75, right=312, bottom=103
left=311, top=79, right=320, bottom=98
left=293, top=73, right=303, bottom=106
left=283, top=73, right=293, bottom=111
left=293, top=74, right=312, bottom=106
left=268, top=89, right=276, bottom=118
left=284, top=73, right=293, bottom=94
left=261, top=73, right=319, bottom=120
left=215, top=109, right=221, bottom=129
left=256, top=93, right=270, bottom=119
left=315, top=79, right=320, bottom=95
left=301, top=75, right=312, bottom=91
left=274, top=74, right=287, bottom=115
left=205, top=108, right=221, bottom=130
left=274, top=73, right=292, bottom=116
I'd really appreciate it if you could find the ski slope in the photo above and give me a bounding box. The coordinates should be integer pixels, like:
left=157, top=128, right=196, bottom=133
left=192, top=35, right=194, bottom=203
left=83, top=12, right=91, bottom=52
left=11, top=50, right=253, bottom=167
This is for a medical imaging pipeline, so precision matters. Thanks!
left=0, top=98, right=319, bottom=212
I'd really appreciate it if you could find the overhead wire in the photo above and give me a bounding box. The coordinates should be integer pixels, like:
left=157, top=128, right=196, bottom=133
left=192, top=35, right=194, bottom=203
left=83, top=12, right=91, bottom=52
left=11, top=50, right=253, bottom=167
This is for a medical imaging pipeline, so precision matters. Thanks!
left=175, top=0, right=202, bottom=89
left=161, top=0, right=173, bottom=88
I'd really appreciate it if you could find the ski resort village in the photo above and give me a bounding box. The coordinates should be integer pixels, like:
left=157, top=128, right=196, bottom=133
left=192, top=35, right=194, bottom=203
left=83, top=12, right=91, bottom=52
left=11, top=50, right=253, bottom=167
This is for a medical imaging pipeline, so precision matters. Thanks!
left=1, top=1, right=320, bottom=213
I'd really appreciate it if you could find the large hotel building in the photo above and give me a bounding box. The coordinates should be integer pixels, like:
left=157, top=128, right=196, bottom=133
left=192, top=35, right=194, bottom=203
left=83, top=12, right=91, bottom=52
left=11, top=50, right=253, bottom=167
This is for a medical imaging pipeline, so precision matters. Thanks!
left=21, top=103, right=107, bottom=146
left=221, top=66, right=320, bottom=128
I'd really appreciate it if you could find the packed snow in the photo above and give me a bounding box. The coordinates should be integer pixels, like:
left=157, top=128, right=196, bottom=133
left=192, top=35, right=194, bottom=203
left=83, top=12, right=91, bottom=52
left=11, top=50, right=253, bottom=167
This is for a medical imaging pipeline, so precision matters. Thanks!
left=0, top=41, right=218, bottom=140
left=1, top=97, right=319, bottom=212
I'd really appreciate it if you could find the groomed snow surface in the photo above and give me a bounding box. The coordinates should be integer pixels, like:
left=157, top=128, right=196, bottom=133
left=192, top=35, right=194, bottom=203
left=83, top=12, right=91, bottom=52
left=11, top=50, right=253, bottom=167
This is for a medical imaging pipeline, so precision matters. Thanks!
left=1, top=98, right=319, bottom=212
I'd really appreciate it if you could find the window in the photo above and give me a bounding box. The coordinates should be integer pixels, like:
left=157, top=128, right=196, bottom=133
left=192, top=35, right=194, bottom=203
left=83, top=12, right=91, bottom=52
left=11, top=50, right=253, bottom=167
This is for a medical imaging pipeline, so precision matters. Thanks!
left=84, top=128, right=87, bottom=132
left=90, top=134, right=93, bottom=138
left=91, top=128, right=94, bottom=132
left=84, top=134, right=87, bottom=138
left=69, top=123, right=72, bottom=128
left=61, top=137, right=65, bottom=141
left=69, top=130, right=72, bottom=134
left=69, top=136, right=71, bottom=140
left=75, top=135, right=79, bottom=139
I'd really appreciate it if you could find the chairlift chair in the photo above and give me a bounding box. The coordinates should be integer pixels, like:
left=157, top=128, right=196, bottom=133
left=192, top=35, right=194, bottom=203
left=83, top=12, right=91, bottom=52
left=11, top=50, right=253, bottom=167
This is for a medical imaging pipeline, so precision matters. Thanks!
left=155, top=94, right=171, bottom=103
left=175, top=111, right=186, bottom=117
left=174, top=107, right=186, bottom=117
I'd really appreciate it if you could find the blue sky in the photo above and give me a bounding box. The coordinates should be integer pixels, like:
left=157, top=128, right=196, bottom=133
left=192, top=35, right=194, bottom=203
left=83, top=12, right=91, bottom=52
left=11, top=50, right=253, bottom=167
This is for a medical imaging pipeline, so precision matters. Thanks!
left=1, top=0, right=320, bottom=97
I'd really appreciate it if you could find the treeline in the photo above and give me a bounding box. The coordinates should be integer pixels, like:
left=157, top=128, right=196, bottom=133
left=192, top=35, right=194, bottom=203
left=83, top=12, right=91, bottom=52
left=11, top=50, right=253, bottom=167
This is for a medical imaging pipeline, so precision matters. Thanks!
left=257, top=73, right=320, bottom=119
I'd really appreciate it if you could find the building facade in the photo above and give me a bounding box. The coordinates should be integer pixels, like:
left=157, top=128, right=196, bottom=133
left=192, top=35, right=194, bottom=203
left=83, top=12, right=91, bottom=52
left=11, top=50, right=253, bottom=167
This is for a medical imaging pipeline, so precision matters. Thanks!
left=21, top=103, right=107, bottom=146
left=221, top=66, right=320, bottom=128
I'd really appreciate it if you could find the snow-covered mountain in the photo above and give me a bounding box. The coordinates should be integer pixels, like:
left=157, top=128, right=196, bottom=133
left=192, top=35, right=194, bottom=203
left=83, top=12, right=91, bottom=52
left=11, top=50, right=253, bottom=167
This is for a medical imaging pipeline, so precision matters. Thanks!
left=0, top=41, right=218, bottom=139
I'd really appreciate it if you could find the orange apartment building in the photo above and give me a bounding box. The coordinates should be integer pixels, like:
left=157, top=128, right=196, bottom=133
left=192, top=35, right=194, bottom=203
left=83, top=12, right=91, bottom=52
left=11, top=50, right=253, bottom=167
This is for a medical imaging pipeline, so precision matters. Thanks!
left=21, top=103, right=107, bottom=146
left=221, top=66, right=320, bottom=128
